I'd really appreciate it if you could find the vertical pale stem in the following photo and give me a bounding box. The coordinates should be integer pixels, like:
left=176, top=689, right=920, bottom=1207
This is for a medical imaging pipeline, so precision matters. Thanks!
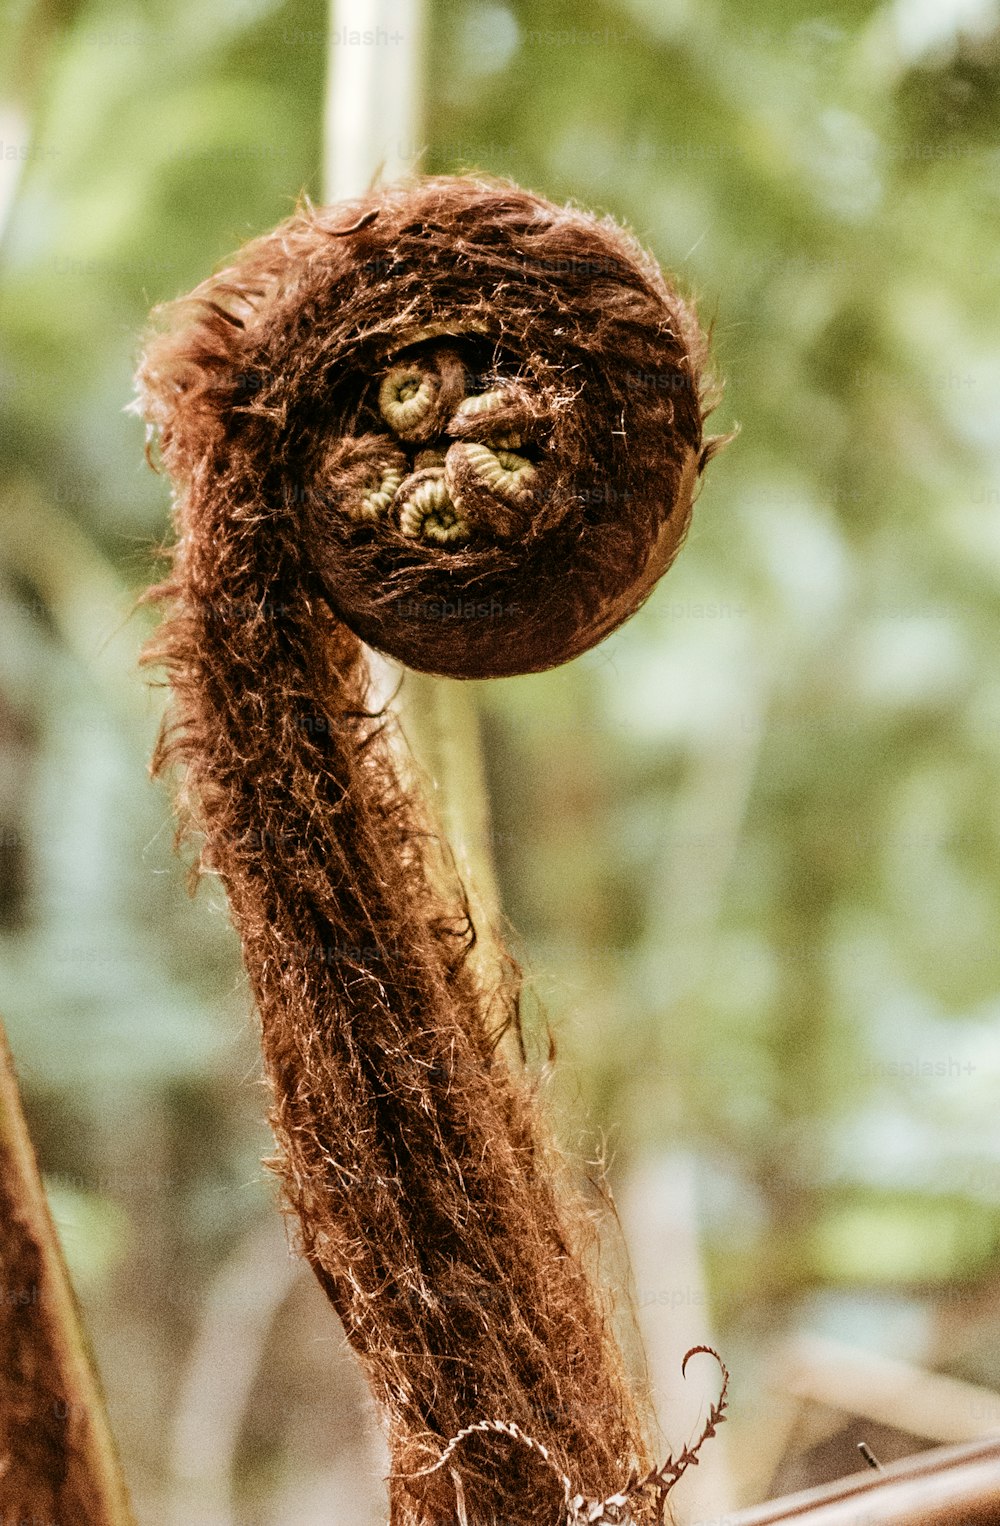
left=325, top=0, right=426, bottom=201
left=324, top=0, right=508, bottom=1013
left=396, top=677, right=505, bottom=1002
left=622, top=1154, right=735, bottom=1525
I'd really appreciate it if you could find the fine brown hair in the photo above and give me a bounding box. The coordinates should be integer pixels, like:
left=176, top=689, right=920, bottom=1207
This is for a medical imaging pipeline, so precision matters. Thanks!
left=136, top=175, right=721, bottom=1525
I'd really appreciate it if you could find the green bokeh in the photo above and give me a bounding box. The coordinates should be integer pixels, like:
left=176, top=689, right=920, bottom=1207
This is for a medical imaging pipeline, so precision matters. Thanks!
left=2, top=0, right=999, bottom=1515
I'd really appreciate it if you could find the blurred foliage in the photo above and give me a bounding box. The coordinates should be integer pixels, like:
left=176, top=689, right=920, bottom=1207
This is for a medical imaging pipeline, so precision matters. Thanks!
left=2, top=0, right=1000, bottom=1517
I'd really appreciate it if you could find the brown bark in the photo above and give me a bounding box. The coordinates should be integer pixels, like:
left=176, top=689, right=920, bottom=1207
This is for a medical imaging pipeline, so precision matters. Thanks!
left=0, top=1019, right=134, bottom=1523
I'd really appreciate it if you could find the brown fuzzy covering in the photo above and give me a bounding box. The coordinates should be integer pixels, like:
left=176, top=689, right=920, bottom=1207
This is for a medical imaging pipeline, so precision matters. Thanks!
left=135, top=176, right=720, bottom=1524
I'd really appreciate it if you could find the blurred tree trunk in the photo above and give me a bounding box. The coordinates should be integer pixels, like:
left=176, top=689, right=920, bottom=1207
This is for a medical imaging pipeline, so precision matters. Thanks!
left=0, top=1021, right=134, bottom=1522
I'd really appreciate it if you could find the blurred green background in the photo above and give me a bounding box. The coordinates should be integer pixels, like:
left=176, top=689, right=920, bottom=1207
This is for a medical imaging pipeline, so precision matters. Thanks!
left=3, top=0, right=1000, bottom=1519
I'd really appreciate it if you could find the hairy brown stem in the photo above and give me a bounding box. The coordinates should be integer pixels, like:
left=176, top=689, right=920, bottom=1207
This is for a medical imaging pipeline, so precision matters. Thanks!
left=136, top=175, right=723, bottom=1524
left=147, top=587, right=651, bottom=1523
